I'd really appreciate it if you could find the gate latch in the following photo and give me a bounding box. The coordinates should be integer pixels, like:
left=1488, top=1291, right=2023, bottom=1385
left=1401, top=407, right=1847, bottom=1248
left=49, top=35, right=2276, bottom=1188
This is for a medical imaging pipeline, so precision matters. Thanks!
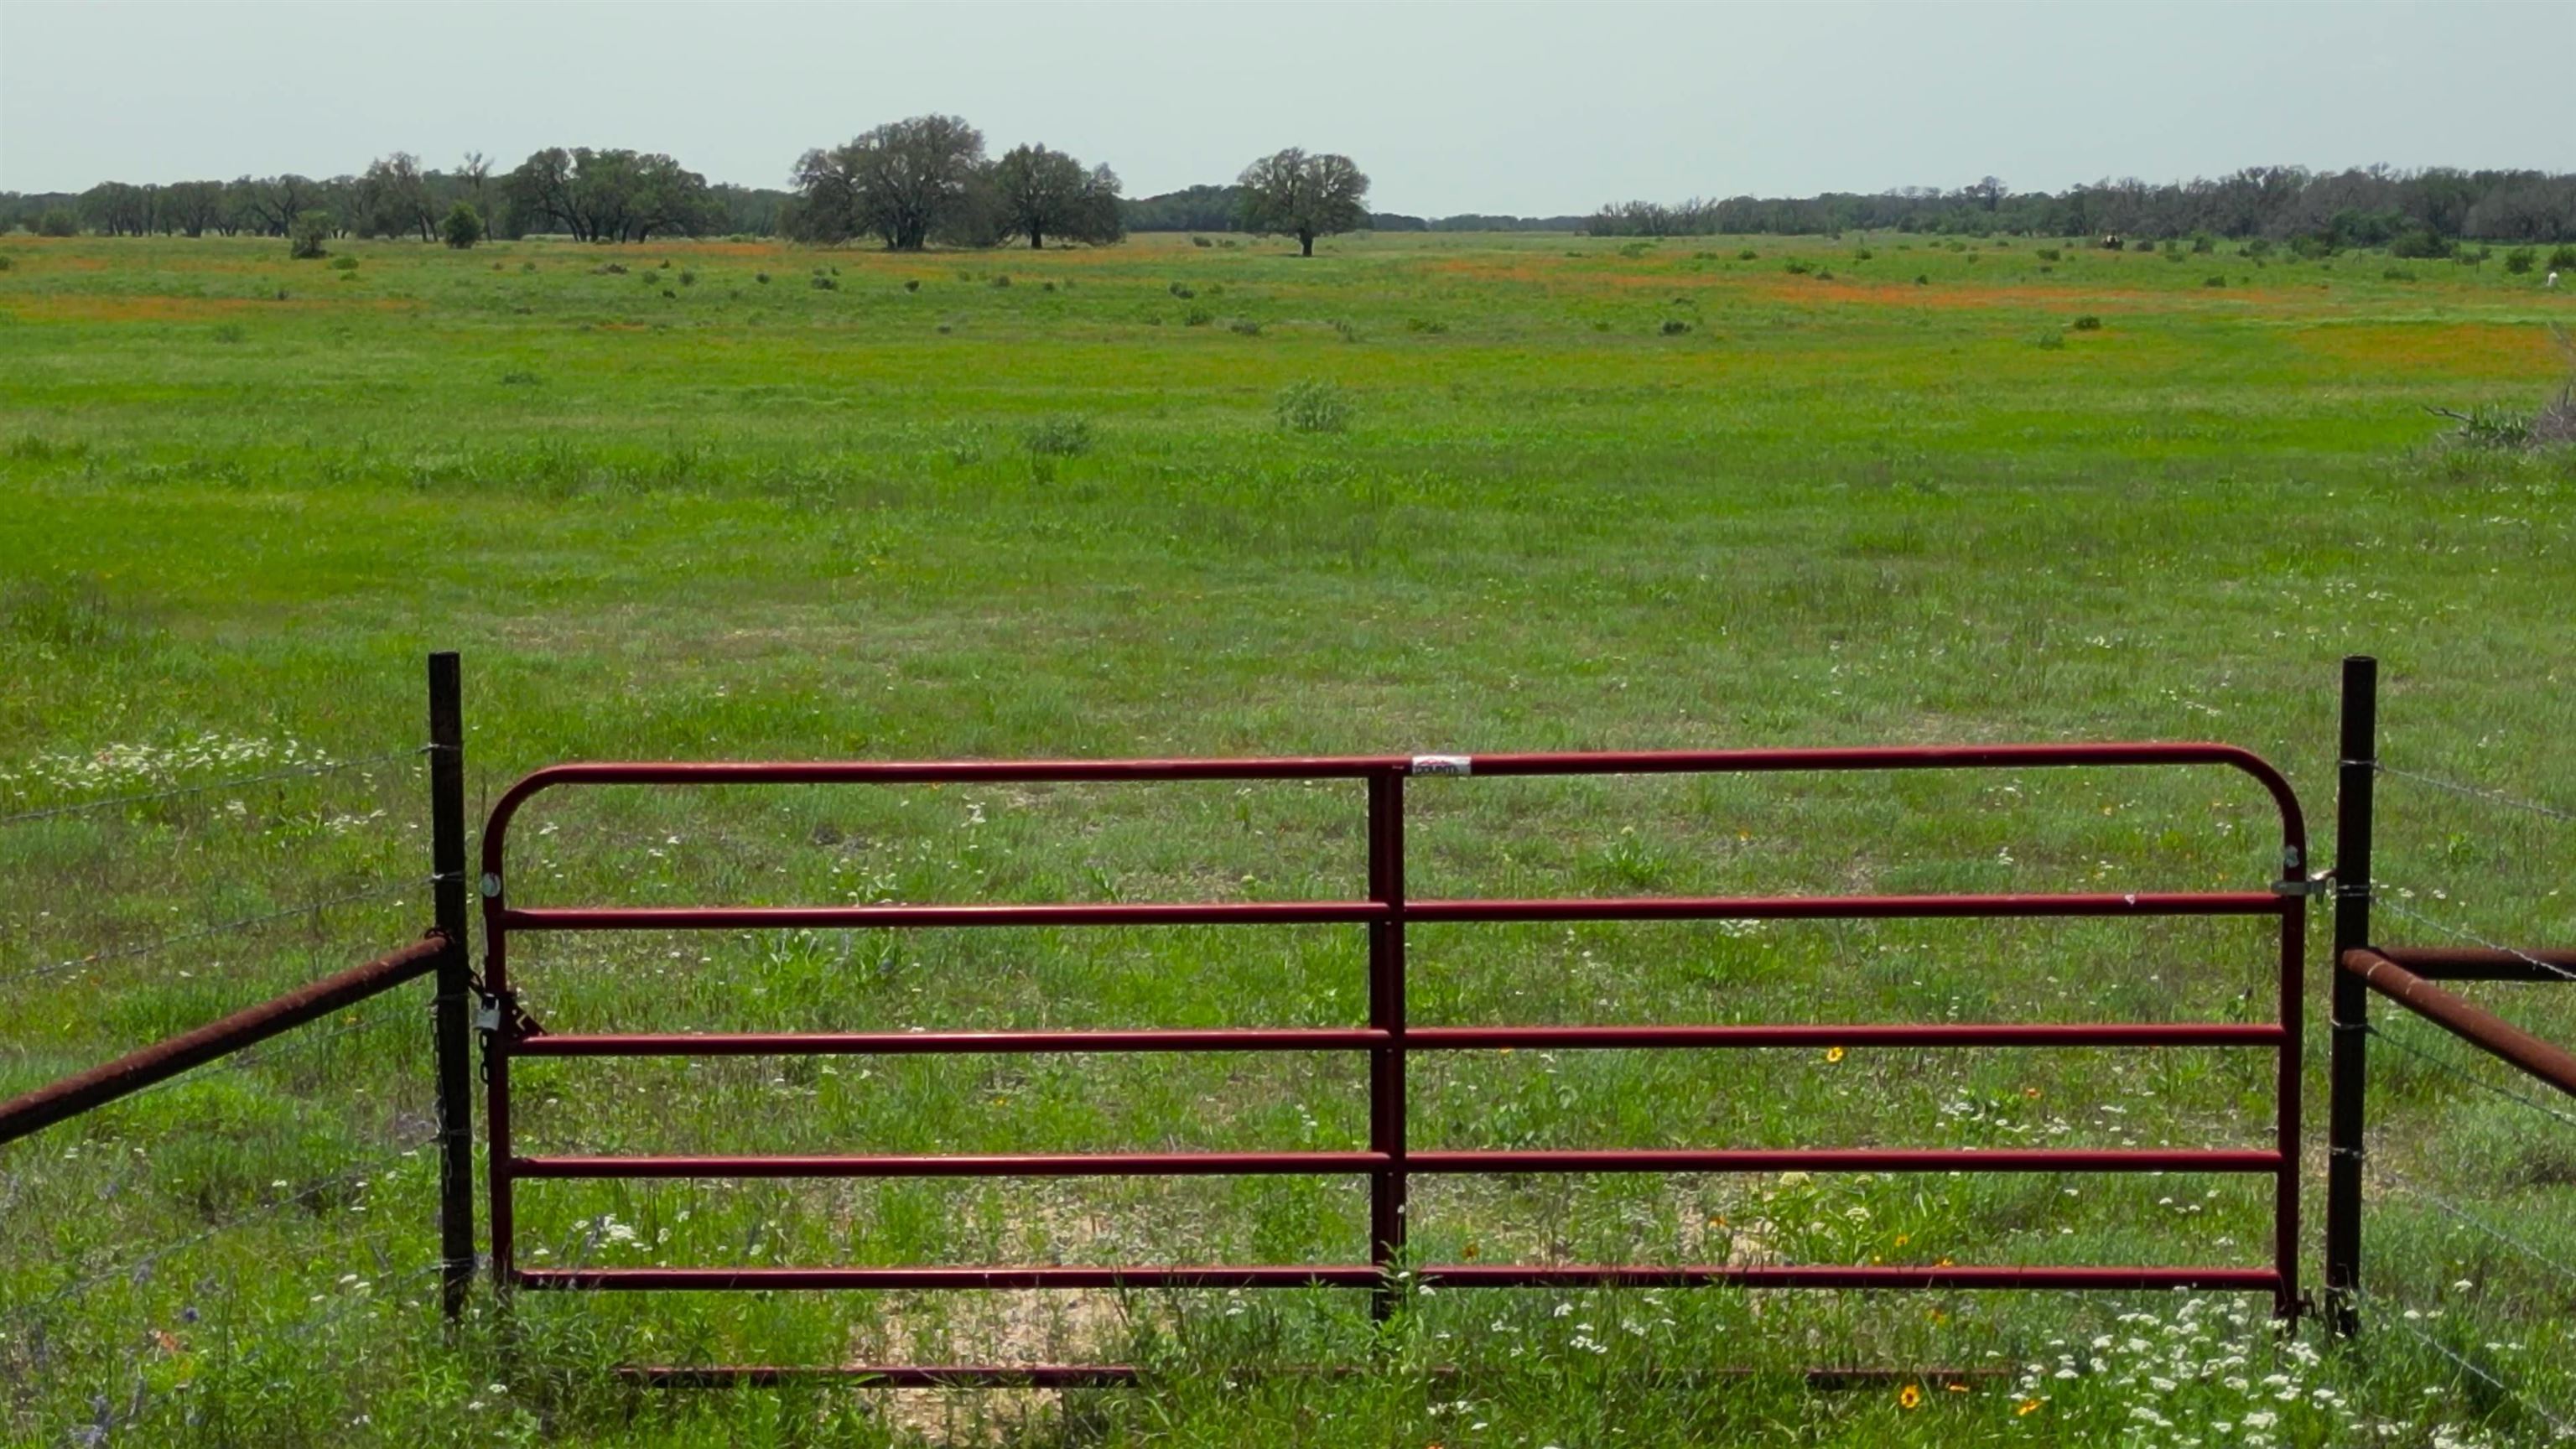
left=2272, top=873, right=2332, bottom=898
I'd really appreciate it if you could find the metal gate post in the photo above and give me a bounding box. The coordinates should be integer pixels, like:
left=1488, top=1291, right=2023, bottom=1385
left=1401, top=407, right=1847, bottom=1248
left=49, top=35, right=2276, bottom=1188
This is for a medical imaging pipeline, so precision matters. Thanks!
left=2326, top=655, right=2376, bottom=1336
left=428, top=652, right=476, bottom=1319
left=1367, top=770, right=1408, bottom=1319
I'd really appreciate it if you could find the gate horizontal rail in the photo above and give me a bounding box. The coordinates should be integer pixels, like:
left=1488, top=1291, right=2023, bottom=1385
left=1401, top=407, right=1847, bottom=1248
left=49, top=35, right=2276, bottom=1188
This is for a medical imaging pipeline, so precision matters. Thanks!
left=479, top=740, right=2309, bottom=1378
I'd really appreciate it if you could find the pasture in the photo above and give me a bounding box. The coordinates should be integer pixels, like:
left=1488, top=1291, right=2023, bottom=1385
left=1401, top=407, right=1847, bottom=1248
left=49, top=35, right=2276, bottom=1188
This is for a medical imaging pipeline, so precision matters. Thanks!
left=2, top=226, right=2573, bottom=1446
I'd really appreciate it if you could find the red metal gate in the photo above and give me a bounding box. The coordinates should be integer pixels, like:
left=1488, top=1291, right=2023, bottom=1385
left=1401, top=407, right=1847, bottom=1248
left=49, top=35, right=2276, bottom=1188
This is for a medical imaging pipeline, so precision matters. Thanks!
left=478, top=742, right=2309, bottom=1374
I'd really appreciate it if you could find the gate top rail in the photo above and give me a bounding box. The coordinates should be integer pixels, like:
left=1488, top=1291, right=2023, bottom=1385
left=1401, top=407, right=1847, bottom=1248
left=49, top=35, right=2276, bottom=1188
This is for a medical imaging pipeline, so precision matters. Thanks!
left=479, top=741, right=2307, bottom=891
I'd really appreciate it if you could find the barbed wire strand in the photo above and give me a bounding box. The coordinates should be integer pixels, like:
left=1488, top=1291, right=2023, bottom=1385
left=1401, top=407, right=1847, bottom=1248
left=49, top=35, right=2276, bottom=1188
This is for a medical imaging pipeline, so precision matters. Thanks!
left=2368, top=1022, right=2576, bottom=1131
left=2372, top=893, right=2576, bottom=987
left=2376, top=762, right=2576, bottom=826
left=2349, top=1285, right=2576, bottom=1440
left=0, top=747, right=428, bottom=828
left=0, top=1130, right=439, bottom=1327
left=109, top=995, right=432, bottom=1115
left=0, top=877, right=434, bottom=988
left=2369, top=1163, right=2576, bottom=1291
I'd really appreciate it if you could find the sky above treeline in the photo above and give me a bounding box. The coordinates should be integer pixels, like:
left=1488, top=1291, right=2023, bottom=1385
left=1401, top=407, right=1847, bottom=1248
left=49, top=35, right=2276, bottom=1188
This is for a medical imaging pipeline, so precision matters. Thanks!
left=3, top=1, right=2570, bottom=216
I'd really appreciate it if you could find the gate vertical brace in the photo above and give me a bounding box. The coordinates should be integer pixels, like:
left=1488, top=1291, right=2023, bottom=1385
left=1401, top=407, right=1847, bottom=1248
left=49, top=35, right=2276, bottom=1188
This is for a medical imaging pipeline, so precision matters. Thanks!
left=2326, top=654, right=2376, bottom=1337
left=1367, top=771, right=1408, bottom=1321
left=428, top=651, right=475, bottom=1320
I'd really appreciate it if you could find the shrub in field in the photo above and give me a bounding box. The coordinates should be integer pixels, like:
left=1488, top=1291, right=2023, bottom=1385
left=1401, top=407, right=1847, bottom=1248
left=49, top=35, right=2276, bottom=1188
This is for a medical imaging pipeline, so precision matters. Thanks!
left=595, top=262, right=627, bottom=275
left=329, top=256, right=359, bottom=271
left=2390, top=229, right=2452, bottom=260
left=2191, top=231, right=2216, bottom=253
left=904, top=278, right=921, bottom=292
left=660, top=288, right=675, bottom=299
left=990, top=273, right=1011, bottom=288
left=1737, top=248, right=1757, bottom=260
left=2504, top=247, right=2536, bottom=275
left=1228, top=318, right=1262, bottom=336
left=1815, top=268, right=1835, bottom=281
left=2072, top=314, right=2102, bottom=330
left=2383, top=267, right=2418, bottom=283
left=1168, top=283, right=1195, bottom=299
left=0, top=256, right=10, bottom=271
left=2551, top=245, right=2576, bottom=271
left=1914, top=273, right=1929, bottom=285
left=755, top=272, right=770, bottom=284
left=500, top=370, right=540, bottom=387
left=35, top=208, right=77, bottom=236
left=2203, top=274, right=2226, bottom=288
left=2033, top=330, right=2065, bottom=350
left=2244, top=237, right=2275, bottom=258
left=2165, top=247, right=2186, bottom=262
left=2035, top=247, right=2062, bottom=262
left=1190, top=235, right=1213, bottom=247
left=288, top=210, right=331, bottom=259
left=1182, top=306, right=1213, bottom=326
left=1274, top=378, right=1353, bottom=434
left=1783, top=259, right=1813, bottom=275
left=1021, top=414, right=1092, bottom=458
left=1852, top=247, right=1873, bottom=261
left=1331, top=319, right=1359, bottom=343
left=442, top=202, right=484, bottom=249
left=658, top=259, right=672, bottom=270
left=1405, top=316, right=1447, bottom=334
left=678, top=271, right=696, bottom=286
left=810, top=273, right=839, bottom=290
left=1659, top=319, right=1691, bottom=335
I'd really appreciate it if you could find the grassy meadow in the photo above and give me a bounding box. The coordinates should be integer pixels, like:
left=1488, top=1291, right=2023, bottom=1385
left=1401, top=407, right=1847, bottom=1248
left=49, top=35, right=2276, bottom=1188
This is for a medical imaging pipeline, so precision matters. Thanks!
left=2, top=226, right=2573, bottom=1446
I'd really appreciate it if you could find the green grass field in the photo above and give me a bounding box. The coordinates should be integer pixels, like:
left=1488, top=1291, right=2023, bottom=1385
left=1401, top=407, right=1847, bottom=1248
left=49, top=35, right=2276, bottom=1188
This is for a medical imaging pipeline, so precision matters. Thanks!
left=3, top=227, right=2573, bottom=1446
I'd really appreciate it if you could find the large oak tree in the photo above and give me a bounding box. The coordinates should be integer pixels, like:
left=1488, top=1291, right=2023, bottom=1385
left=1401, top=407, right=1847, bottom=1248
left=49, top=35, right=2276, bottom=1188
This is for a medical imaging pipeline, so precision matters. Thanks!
left=791, top=115, right=987, bottom=251
left=990, top=144, right=1124, bottom=250
left=1236, top=148, right=1369, bottom=257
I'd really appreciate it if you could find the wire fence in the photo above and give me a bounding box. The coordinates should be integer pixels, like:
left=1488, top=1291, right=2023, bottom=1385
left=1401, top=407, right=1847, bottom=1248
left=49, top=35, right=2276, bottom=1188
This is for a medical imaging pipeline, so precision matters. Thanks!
left=0, top=876, right=438, bottom=989
left=2357, top=750, right=2576, bottom=1437
left=0, top=730, right=454, bottom=1436
left=0, top=746, right=428, bottom=828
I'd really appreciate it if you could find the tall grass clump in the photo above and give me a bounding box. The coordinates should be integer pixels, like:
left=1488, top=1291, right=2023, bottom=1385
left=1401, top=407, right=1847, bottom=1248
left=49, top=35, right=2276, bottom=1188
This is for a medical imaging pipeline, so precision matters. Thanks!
left=1274, top=379, right=1353, bottom=434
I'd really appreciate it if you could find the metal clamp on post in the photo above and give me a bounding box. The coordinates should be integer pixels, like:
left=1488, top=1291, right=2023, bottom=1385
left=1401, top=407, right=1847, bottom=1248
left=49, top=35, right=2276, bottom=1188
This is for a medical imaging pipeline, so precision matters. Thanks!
left=2272, top=874, right=2333, bottom=898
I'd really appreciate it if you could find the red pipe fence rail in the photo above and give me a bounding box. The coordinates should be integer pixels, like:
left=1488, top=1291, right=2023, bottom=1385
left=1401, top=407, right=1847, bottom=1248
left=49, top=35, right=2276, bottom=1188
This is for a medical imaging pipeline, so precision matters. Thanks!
left=476, top=741, right=2311, bottom=1379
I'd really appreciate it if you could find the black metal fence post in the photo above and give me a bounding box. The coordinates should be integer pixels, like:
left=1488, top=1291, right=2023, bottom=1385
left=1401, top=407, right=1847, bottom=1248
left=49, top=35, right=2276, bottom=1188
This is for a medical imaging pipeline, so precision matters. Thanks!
left=429, top=652, right=475, bottom=1319
left=2326, top=654, right=2376, bottom=1336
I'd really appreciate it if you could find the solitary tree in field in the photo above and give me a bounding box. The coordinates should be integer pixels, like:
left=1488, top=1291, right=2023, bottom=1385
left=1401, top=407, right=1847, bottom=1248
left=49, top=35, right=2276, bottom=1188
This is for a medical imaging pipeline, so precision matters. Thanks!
left=1236, top=148, right=1369, bottom=257
left=288, top=208, right=332, bottom=258
left=791, top=115, right=988, bottom=250
left=443, top=201, right=485, bottom=249
left=991, top=144, right=1124, bottom=249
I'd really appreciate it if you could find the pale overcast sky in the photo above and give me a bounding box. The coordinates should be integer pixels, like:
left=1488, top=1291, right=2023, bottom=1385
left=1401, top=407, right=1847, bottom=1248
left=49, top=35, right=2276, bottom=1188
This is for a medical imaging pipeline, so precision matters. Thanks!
left=2, top=1, right=2569, bottom=216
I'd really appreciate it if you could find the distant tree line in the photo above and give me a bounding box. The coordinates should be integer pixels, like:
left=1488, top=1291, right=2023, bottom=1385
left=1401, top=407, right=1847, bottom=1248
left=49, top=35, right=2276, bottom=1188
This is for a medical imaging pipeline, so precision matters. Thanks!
left=0, top=121, right=1376, bottom=257
left=15, top=153, right=2564, bottom=249
left=1583, top=167, right=2576, bottom=245
left=0, top=153, right=780, bottom=245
